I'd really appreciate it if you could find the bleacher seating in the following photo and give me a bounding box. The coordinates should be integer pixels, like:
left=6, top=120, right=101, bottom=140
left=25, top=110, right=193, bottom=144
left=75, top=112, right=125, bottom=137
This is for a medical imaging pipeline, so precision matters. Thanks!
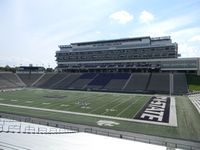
left=147, top=73, right=170, bottom=93
left=188, top=93, right=200, bottom=114
left=174, top=73, right=188, bottom=94
left=79, top=73, right=97, bottom=79
left=103, top=73, right=131, bottom=91
left=0, top=75, right=15, bottom=89
left=88, top=73, right=113, bottom=86
left=17, top=73, right=43, bottom=87
left=53, top=73, right=81, bottom=89
left=86, top=73, right=114, bottom=90
left=123, top=73, right=150, bottom=92
left=2, top=73, right=24, bottom=87
left=0, top=72, right=188, bottom=94
left=38, top=73, right=67, bottom=88
left=0, top=72, right=24, bottom=89
left=69, top=73, right=97, bottom=89
left=85, top=73, right=130, bottom=90
left=33, top=73, right=56, bottom=87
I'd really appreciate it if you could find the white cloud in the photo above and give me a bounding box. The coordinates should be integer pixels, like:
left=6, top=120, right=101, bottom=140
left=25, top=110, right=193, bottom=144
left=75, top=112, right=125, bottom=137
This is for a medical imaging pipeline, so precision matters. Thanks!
left=95, top=31, right=101, bottom=34
left=131, top=15, right=197, bottom=37
left=169, top=28, right=200, bottom=58
left=130, top=14, right=200, bottom=58
left=109, top=10, right=133, bottom=24
left=178, top=43, right=200, bottom=58
left=139, top=10, right=154, bottom=23
left=188, top=35, right=200, bottom=42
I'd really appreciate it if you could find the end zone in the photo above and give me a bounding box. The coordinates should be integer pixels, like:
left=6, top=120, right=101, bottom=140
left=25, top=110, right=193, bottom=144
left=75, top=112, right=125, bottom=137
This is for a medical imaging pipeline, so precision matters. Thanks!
left=133, top=96, right=177, bottom=127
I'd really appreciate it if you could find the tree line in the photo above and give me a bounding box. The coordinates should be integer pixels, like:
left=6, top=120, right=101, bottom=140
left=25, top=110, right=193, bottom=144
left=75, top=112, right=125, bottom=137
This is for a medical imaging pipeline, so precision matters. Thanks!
left=0, top=65, right=54, bottom=73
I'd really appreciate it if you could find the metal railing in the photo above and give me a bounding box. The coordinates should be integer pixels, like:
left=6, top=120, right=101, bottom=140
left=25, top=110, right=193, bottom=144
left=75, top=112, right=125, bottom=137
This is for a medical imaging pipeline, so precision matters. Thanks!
left=0, top=112, right=200, bottom=150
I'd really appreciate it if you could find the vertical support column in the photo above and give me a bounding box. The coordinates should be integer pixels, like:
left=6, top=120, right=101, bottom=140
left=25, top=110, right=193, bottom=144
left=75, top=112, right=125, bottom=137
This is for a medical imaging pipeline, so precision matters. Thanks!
left=197, top=58, right=200, bottom=76
left=169, top=73, right=174, bottom=97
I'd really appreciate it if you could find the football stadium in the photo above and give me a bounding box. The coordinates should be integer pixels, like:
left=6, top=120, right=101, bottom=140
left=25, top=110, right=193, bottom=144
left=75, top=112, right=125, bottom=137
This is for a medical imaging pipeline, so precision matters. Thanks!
left=1, top=36, right=200, bottom=149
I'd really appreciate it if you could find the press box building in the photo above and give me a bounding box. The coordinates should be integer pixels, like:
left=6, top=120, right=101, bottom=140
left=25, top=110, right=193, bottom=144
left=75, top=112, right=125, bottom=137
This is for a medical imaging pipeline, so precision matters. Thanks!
left=55, top=36, right=200, bottom=75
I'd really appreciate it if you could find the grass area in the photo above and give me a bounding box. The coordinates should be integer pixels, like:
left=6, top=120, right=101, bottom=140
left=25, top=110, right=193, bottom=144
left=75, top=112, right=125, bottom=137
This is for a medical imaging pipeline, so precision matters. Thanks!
left=0, top=88, right=200, bottom=142
left=186, top=74, right=200, bottom=91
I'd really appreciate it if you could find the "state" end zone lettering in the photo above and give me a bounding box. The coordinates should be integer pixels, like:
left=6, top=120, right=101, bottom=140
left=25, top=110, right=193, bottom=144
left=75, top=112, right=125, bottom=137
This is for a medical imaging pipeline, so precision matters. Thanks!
left=134, top=96, right=170, bottom=123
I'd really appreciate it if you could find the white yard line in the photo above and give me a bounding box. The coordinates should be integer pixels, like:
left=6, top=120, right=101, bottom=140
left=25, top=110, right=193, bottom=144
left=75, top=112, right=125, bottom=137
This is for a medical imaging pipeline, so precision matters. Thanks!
left=116, top=97, right=141, bottom=117
left=101, top=97, right=131, bottom=115
left=169, top=97, right=177, bottom=126
left=60, top=104, right=69, bottom=107
left=88, top=97, right=121, bottom=113
left=42, top=103, right=50, bottom=105
left=0, top=102, right=177, bottom=126
left=10, top=100, right=18, bottom=102
left=131, top=97, right=148, bottom=118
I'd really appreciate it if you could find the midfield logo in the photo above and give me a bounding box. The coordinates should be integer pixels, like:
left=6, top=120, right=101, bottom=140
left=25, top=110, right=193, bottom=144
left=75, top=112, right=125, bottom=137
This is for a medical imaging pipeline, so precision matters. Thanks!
left=134, top=96, right=170, bottom=123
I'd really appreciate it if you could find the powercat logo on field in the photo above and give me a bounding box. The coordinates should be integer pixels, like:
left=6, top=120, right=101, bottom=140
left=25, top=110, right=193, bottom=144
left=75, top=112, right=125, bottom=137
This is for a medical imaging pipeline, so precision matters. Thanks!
left=97, top=120, right=119, bottom=126
left=134, top=96, right=170, bottom=123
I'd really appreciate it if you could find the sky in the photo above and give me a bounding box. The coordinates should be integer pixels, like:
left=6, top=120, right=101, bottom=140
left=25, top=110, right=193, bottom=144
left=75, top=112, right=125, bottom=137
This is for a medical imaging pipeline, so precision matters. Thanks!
left=0, top=0, right=200, bottom=68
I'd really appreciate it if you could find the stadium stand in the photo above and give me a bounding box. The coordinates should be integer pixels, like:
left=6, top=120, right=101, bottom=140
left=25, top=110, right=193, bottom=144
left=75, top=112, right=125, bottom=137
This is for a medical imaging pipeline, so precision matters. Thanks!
left=173, top=73, right=188, bottom=94
left=53, top=73, right=81, bottom=89
left=86, top=73, right=115, bottom=90
left=0, top=76, right=15, bottom=89
left=29, top=72, right=188, bottom=94
left=0, top=36, right=197, bottom=95
left=103, top=73, right=131, bottom=91
left=0, top=72, right=24, bottom=89
left=0, top=71, right=189, bottom=94
left=38, top=73, right=67, bottom=88
left=51, top=36, right=200, bottom=94
left=147, top=73, right=170, bottom=93
left=17, top=73, right=43, bottom=87
left=2, top=72, right=24, bottom=87
left=123, top=73, right=150, bottom=93
left=33, top=73, right=56, bottom=87
left=69, top=73, right=97, bottom=89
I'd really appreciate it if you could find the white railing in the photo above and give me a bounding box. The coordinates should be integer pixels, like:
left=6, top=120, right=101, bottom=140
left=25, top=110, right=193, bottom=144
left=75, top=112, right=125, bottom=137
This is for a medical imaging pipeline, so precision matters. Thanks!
left=188, top=93, right=200, bottom=114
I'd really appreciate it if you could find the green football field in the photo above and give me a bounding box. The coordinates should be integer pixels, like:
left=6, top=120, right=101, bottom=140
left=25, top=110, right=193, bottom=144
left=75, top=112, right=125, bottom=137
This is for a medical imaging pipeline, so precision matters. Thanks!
left=0, top=88, right=150, bottom=118
left=0, top=88, right=200, bottom=142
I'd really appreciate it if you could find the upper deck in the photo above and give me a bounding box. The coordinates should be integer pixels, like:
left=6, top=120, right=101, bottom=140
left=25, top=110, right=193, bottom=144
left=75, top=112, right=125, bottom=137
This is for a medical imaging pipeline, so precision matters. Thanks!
left=58, top=36, right=175, bottom=52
